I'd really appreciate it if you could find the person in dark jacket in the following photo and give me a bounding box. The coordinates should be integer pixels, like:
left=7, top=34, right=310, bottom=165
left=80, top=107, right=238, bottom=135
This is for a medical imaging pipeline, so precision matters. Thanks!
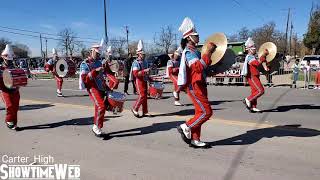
left=123, top=53, right=137, bottom=95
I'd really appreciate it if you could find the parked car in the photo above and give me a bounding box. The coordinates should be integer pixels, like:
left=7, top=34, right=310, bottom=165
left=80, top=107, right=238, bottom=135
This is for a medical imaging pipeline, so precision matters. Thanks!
left=300, top=55, right=320, bottom=68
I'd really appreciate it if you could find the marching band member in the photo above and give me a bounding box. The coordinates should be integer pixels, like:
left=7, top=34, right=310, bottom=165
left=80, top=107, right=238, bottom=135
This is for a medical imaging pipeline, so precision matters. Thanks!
left=0, top=44, right=20, bottom=130
left=45, top=48, right=63, bottom=97
left=103, top=46, right=119, bottom=90
left=130, top=40, right=153, bottom=118
left=176, top=17, right=216, bottom=148
left=166, top=48, right=183, bottom=106
left=241, top=38, right=269, bottom=113
left=80, top=45, right=111, bottom=137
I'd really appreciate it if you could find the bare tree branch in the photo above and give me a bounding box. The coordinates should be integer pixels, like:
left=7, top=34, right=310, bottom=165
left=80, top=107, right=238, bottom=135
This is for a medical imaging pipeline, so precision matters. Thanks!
left=154, top=25, right=175, bottom=54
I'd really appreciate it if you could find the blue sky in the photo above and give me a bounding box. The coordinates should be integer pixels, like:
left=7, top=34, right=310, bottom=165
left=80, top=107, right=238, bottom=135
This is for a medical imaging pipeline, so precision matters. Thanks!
left=0, top=0, right=316, bottom=57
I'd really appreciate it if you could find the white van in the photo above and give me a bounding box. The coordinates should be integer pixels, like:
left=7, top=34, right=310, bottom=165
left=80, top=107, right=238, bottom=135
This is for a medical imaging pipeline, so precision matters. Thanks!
left=300, top=55, right=320, bottom=68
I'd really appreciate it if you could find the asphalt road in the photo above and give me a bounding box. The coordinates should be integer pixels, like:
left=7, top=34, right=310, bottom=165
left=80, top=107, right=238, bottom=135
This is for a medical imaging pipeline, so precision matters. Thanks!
left=0, top=79, right=319, bottom=180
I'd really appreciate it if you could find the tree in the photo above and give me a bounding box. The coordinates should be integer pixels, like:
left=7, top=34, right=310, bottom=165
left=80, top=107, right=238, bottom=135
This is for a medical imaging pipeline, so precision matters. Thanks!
left=228, top=34, right=239, bottom=42
left=250, top=22, right=287, bottom=53
left=0, top=38, right=30, bottom=58
left=128, top=41, right=138, bottom=55
left=303, top=6, right=320, bottom=54
left=13, top=43, right=30, bottom=58
left=110, top=37, right=126, bottom=57
left=57, top=28, right=83, bottom=57
left=154, top=25, right=175, bottom=54
left=0, top=38, right=11, bottom=53
left=238, top=27, right=251, bottom=41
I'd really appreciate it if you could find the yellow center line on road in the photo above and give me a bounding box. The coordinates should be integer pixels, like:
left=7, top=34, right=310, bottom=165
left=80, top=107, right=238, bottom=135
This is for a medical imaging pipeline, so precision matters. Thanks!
left=20, top=99, right=274, bottom=129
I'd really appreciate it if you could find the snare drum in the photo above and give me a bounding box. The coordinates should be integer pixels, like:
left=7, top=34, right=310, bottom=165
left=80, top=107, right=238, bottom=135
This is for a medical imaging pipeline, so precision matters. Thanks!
left=106, top=91, right=126, bottom=114
left=2, top=68, right=28, bottom=89
left=55, top=59, right=76, bottom=78
left=109, top=61, right=120, bottom=73
left=149, top=82, right=165, bottom=99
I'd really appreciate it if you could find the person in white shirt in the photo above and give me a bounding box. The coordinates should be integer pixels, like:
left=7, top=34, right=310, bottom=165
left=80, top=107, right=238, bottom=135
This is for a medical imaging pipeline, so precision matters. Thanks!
left=301, top=60, right=311, bottom=89
left=291, top=59, right=300, bottom=88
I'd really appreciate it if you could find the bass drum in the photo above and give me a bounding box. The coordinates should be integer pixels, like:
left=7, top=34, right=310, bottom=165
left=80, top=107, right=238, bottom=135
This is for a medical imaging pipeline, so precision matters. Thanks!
left=149, top=82, right=165, bottom=99
left=55, top=59, right=76, bottom=78
left=2, top=68, right=28, bottom=89
left=105, top=91, right=126, bottom=114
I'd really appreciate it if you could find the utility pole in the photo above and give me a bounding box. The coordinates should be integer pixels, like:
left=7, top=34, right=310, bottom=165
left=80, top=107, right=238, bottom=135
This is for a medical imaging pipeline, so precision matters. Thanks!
left=65, top=37, right=68, bottom=57
left=45, top=39, right=48, bottom=63
left=284, top=8, right=290, bottom=56
left=40, top=34, right=43, bottom=59
left=289, top=22, right=293, bottom=56
left=174, top=34, right=178, bottom=49
left=125, top=25, right=129, bottom=55
left=104, top=0, right=108, bottom=45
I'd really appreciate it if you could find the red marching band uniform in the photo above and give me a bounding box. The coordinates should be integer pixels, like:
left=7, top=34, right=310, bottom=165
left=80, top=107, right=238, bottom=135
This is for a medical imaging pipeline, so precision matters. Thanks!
left=44, top=48, right=63, bottom=97
left=242, top=38, right=268, bottom=113
left=166, top=48, right=183, bottom=106
left=130, top=40, right=153, bottom=118
left=176, top=17, right=215, bottom=148
left=104, top=45, right=119, bottom=90
left=0, top=44, right=20, bottom=130
left=79, top=45, right=116, bottom=137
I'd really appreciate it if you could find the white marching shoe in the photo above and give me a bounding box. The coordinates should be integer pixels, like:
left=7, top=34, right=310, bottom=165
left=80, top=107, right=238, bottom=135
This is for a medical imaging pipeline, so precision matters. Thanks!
left=190, top=140, right=210, bottom=148
left=131, top=109, right=140, bottom=118
left=177, top=123, right=191, bottom=144
left=245, top=98, right=251, bottom=107
left=173, top=91, right=178, bottom=99
left=92, top=125, right=103, bottom=137
left=174, top=101, right=183, bottom=106
left=251, top=108, right=262, bottom=113
left=56, top=89, right=63, bottom=97
left=179, top=123, right=191, bottom=139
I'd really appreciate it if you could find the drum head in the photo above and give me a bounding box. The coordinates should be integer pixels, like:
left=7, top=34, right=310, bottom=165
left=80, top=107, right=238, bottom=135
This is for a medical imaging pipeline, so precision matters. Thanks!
left=3, top=69, right=14, bottom=89
left=109, top=62, right=120, bottom=73
left=151, top=82, right=165, bottom=89
left=109, top=91, right=126, bottom=102
left=55, top=59, right=69, bottom=77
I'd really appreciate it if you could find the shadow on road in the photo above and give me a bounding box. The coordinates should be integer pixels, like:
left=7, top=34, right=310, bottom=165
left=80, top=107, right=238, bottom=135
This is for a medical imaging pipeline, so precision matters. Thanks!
left=62, top=94, right=89, bottom=98
left=262, top=104, right=320, bottom=113
left=103, top=120, right=184, bottom=140
left=184, top=100, right=240, bottom=107
left=20, top=104, right=55, bottom=111
left=19, top=116, right=121, bottom=131
left=211, top=124, right=320, bottom=146
left=0, top=104, right=54, bottom=111
left=152, top=108, right=223, bottom=117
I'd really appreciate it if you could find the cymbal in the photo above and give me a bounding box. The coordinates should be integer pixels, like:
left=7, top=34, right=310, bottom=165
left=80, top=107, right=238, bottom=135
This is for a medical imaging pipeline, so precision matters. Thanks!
left=201, top=33, right=228, bottom=65
left=207, top=48, right=236, bottom=75
left=258, top=42, right=277, bottom=62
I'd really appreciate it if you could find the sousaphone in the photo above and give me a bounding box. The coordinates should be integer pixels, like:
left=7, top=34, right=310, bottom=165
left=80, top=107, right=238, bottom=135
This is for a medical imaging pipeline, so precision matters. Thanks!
left=258, top=42, right=277, bottom=62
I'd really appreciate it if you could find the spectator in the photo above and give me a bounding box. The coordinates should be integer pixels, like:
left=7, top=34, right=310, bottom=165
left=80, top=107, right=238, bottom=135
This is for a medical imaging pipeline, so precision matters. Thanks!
left=123, top=53, right=137, bottom=95
left=301, top=60, right=311, bottom=89
left=314, top=60, right=320, bottom=89
left=291, top=59, right=300, bottom=88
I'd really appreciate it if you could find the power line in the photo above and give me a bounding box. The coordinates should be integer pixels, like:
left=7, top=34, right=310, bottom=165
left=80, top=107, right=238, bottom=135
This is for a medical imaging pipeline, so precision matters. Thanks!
left=0, top=28, right=98, bottom=44
left=0, top=25, right=100, bottom=42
